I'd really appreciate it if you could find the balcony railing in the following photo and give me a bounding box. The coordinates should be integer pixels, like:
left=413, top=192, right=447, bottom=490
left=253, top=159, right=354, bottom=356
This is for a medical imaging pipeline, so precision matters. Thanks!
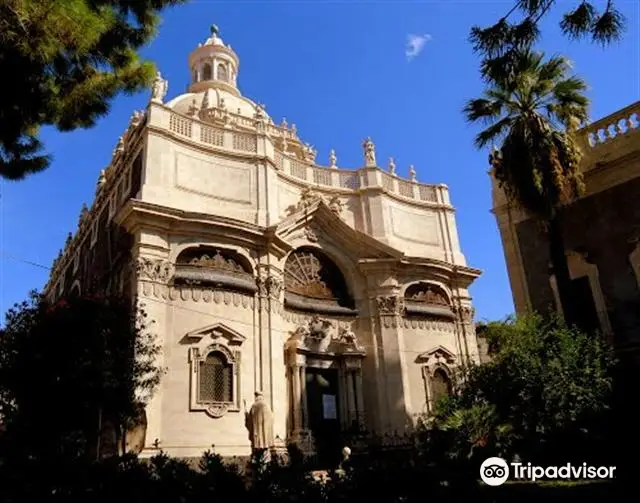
left=582, top=101, right=639, bottom=149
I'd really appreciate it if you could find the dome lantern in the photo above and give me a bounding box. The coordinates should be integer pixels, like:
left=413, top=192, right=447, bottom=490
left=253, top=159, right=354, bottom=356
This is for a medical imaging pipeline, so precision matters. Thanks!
left=188, top=24, right=240, bottom=97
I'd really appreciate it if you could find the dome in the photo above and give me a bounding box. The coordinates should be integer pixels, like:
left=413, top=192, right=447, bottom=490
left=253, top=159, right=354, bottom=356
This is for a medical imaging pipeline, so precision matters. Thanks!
left=166, top=87, right=272, bottom=123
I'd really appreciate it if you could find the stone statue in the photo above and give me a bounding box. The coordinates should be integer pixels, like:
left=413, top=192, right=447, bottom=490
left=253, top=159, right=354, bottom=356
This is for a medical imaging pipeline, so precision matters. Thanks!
left=151, top=71, right=168, bottom=103
left=115, top=136, right=125, bottom=154
left=329, top=149, right=337, bottom=169
left=363, top=137, right=376, bottom=167
left=79, top=203, right=89, bottom=226
left=409, top=164, right=417, bottom=181
left=187, top=98, right=199, bottom=117
left=97, top=169, right=107, bottom=192
left=245, top=391, right=274, bottom=453
left=129, top=110, right=144, bottom=128
left=388, top=157, right=396, bottom=175
left=303, top=143, right=317, bottom=162
left=328, top=195, right=343, bottom=216
left=281, top=117, right=288, bottom=129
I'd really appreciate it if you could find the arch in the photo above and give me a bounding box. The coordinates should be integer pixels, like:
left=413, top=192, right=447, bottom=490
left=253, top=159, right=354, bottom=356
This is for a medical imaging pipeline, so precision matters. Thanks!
left=176, top=246, right=252, bottom=274
left=171, top=241, right=256, bottom=271
left=404, top=282, right=454, bottom=318
left=202, top=63, right=213, bottom=81
left=284, top=246, right=355, bottom=313
left=199, top=350, right=233, bottom=403
left=217, top=63, right=229, bottom=82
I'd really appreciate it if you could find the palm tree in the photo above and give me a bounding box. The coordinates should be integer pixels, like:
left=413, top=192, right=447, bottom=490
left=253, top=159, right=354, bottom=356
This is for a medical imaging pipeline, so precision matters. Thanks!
left=464, top=49, right=589, bottom=328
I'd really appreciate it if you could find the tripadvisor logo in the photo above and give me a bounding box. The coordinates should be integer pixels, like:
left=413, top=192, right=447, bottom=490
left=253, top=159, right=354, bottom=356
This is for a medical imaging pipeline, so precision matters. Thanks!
left=480, top=457, right=616, bottom=486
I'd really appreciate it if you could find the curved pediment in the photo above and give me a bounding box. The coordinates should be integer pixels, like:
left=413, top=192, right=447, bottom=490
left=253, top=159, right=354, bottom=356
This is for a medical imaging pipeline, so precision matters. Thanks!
left=271, top=198, right=404, bottom=261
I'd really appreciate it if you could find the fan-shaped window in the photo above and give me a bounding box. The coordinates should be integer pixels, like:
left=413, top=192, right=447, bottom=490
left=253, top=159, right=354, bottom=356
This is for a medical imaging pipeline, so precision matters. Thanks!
left=404, top=282, right=454, bottom=318
left=284, top=247, right=355, bottom=315
left=202, top=63, right=213, bottom=81
left=430, top=368, right=452, bottom=405
left=217, top=64, right=228, bottom=82
left=175, top=247, right=256, bottom=293
left=199, top=351, right=232, bottom=403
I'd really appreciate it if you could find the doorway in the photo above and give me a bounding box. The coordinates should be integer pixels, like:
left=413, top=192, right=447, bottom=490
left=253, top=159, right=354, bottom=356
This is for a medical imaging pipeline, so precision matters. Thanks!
left=305, top=367, right=341, bottom=467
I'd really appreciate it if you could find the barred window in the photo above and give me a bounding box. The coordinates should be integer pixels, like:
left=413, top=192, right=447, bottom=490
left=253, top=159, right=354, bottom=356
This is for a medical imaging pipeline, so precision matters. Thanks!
left=199, top=351, right=232, bottom=403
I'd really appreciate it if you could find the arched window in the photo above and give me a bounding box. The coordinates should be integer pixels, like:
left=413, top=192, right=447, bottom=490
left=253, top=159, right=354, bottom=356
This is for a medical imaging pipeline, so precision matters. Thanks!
left=284, top=247, right=355, bottom=314
left=202, top=63, right=213, bottom=81
left=431, top=368, right=452, bottom=405
left=217, top=64, right=228, bottom=82
left=192, top=69, right=199, bottom=83
left=199, top=351, right=232, bottom=403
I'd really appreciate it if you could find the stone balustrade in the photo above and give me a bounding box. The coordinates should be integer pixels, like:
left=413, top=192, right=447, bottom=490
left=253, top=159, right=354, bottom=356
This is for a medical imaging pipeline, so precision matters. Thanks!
left=158, top=105, right=446, bottom=205
left=582, top=101, right=639, bottom=149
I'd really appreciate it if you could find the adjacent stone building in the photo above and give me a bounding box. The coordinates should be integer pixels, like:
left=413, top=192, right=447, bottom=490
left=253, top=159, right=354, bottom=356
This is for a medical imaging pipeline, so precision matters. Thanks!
left=491, top=101, right=640, bottom=360
left=45, top=26, right=482, bottom=461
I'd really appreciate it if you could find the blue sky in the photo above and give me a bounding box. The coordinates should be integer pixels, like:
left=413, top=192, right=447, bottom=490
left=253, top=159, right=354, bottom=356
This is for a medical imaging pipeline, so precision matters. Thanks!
left=1, top=1, right=639, bottom=322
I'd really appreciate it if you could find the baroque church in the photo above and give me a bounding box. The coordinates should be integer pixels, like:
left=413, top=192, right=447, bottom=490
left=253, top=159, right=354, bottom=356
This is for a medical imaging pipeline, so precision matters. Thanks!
left=45, top=26, right=483, bottom=461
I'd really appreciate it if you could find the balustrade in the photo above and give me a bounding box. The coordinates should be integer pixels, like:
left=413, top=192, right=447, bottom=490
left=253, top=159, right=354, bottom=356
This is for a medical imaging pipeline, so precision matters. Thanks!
left=583, top=101, right=639, bottom=148
left=163, top=108, right=444, bottom=204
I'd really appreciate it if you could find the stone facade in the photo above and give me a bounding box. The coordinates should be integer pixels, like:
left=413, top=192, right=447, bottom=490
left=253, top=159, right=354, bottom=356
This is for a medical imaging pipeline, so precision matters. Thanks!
left=491, top=101, right=640, bottom=355
left=45, top=26, right=482, bottom=460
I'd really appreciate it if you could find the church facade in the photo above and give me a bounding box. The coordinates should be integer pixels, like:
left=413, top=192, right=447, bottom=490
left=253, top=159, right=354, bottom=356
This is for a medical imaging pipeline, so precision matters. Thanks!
left=45, top=27, right=482, bottom=460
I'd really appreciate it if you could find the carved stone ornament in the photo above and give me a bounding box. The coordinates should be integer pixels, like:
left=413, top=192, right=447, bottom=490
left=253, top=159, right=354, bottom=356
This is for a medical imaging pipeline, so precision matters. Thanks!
left=304, top=227, right=318, bottom=242
left=188, top=251, right=245, bottom=274
left=136, top=257, right=175, bottom=283
left=388, top=157, right=396, bottom=175
left=328, top=195, right=344, bottom=217
left=265, top=275, right=283, bottom=300
left=453, top=305, right=475, bottom=323
left=302, top=143, right=317, bottom=162
left=376, top=295, right=402, bottom=315
left=409, top=165, right=417, bottom=182
left=308, top=314, right=333, bottom=340
left=150, top=71, right=168, bottom=103
left=338, top=327, right=363, bottom=350
left=79, top=203, right=89, bottom=227
left=187, top=98, right=199, bottom=117
left=97, top=169, right=107, bottom=192
left=206, top=403, right=229, bottom=419
left=115, top=136, right=125, bottom=154
left=408, top=286, right=449, bottom=306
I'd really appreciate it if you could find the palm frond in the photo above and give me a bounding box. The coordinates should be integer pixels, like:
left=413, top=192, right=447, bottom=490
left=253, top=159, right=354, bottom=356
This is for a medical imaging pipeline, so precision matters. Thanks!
left=560, top=1, right=597, bottom=40
left=463, top=98, right=503, bottom=124
left=592, top=3, right=625, bottom=45
left=470, top=18, right=512, bottom=57
left=474, top=117, right=515, bottom=148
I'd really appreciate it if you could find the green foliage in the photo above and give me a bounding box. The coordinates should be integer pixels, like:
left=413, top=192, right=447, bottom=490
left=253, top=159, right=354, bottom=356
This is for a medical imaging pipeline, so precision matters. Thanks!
left=0, top=0, right=185, bottom=180
left=470, top=1, right=626, bottom=80
left=422, top=315, right=615, bottom=465
left=0, top=291, right=162, bottom=462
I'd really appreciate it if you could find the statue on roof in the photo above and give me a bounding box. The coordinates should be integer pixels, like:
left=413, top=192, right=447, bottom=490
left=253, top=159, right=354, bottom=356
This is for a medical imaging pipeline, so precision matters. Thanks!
left=329, top=149, right=337, bottom=169
left=388, top=157, right=396, bottom=175
left=409, top=165, right=417, bottom=181
left=363, top=137, right=376, bottom=167
left=150, top=71, right=168, bottom=103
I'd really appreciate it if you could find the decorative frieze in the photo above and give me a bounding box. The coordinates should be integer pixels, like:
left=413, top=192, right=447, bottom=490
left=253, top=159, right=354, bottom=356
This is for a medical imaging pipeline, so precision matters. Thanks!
left=401, top=318, right=456, bottom=333
left=139, top=283, right=255, bottom=309
left=135, top=257, right=174, bottom=283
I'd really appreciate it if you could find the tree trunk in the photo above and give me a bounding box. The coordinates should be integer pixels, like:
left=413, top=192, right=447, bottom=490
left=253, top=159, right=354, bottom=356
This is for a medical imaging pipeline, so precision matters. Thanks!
left=547, top=212, right=576, bottom=327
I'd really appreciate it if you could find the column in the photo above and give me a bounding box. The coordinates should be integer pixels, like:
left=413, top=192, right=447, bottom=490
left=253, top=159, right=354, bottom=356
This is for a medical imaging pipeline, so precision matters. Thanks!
left=354, top=370, right=365, bottom=430
left=299, top=365, right=308, bottom=430
left=290, top=363, right=302, bottom=433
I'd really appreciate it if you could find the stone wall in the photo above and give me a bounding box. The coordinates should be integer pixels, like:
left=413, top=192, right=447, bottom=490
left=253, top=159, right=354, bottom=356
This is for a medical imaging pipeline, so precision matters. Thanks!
left=516, top=172, right=640, bottom=348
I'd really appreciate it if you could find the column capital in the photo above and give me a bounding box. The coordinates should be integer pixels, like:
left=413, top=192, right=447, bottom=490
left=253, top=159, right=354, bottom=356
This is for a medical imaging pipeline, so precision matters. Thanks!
left=375, top=295, right=404, bottom=316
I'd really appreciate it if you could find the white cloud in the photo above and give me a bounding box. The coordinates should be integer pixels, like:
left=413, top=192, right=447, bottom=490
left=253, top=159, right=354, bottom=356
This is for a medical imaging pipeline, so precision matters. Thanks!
left=406, top=33, right=432, bottom=61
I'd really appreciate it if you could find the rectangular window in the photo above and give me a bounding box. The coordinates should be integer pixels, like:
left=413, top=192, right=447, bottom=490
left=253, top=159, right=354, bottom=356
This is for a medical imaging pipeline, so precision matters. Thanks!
left=198, top=352, right=233, bottom=403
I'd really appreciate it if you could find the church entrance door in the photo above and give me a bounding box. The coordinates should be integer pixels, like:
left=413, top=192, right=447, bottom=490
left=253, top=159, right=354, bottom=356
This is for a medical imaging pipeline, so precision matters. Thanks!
left=305, top=367, right=341, bottom=467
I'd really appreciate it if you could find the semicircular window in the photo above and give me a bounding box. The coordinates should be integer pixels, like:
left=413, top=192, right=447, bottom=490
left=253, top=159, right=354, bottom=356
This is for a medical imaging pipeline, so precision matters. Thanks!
left=174, top=247, right=256, bottom=293
left=404, top=283, right=454, bottom=319
left=284, top=247, right=356, bottom=316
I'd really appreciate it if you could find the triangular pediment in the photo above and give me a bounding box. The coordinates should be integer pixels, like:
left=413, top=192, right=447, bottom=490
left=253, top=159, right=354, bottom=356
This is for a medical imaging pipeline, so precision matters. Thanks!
left=416, top=345, right=456, bottom=364
left=182, top=323, right=246, bottom=345
left=270, top=199, right=404, bottom=260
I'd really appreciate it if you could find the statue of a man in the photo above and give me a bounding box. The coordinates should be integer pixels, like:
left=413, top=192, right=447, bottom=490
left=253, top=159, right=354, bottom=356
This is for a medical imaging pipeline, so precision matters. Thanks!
left=245, top=391, right=274, bottom=453
left=363, top=137, right=376, bottom=167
